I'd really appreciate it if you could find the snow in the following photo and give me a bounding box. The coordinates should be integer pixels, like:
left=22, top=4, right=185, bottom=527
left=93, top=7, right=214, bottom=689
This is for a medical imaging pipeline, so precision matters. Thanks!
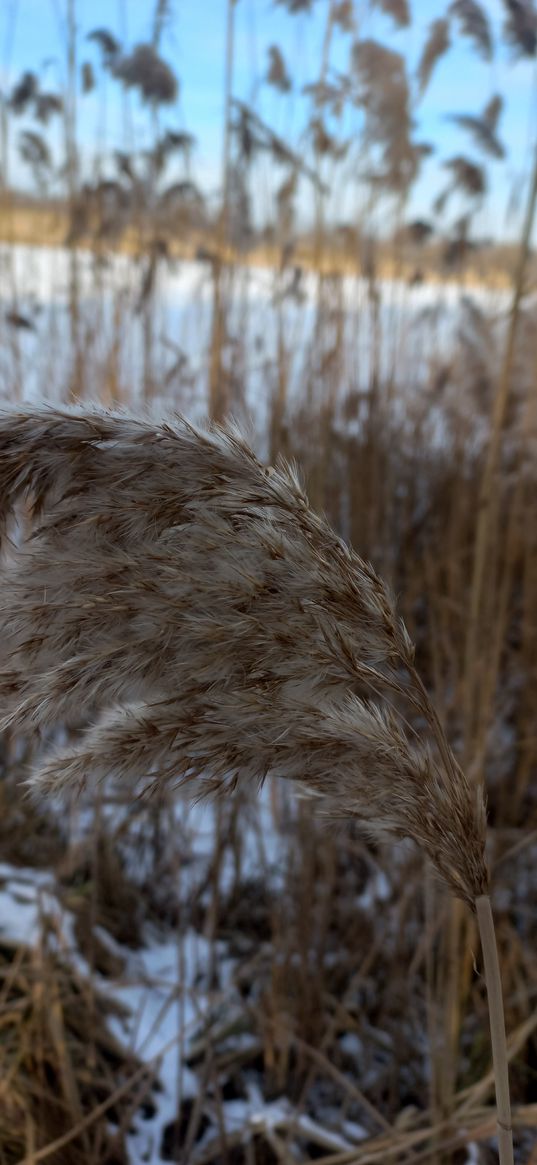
left=0, top=784, right=293, bottom=1163
left=197, top=1085, right=365, bottom=1154
left=0, top=242, right=513, bottom=445
left=0, top=839, right=483, bottom=1165
left=0, top=854, right=223, bottom=1163
left=0, top=861, right=72, bottom=947
left=357, top=865, right=391, bottom=909
left=108, top=932, right=210, bottom=1165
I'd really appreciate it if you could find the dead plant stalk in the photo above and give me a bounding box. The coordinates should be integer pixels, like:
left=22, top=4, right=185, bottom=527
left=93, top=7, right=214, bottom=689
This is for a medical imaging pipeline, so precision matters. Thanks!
left=465, top=135, right=537, bottom=757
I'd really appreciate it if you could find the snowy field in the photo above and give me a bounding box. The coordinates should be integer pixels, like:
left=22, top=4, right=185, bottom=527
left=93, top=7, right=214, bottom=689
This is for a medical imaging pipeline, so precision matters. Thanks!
left=0, top=243, right=511, bottom=439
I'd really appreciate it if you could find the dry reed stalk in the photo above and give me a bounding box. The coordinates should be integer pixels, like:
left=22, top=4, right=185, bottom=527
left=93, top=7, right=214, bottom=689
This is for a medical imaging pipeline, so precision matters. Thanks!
left=417, top=19, right=451, bottom=98
left=476, top=896, right=514, bottom=1165
left=443, top=136, right=537, bottom=1165
left=311, top=0, right=336, bottom=270
left=0, top=932, right=144, bottom=1162
left=464, top=137, right=537, bottom=757
left=64, top=0, right=84, bottom=402
left=208, top=0, right=235, bottom=422
left=0, top=404, right=513, bottom=1162
left=269, top=303, right=290, bottom=463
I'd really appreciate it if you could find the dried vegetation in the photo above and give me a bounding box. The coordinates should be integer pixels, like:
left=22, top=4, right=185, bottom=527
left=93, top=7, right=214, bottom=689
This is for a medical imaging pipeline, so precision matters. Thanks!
left=0, top=0, right=536, bottom=1161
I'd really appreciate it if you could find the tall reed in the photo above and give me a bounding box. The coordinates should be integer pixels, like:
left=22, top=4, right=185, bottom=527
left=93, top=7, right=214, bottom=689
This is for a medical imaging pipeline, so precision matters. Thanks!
left=0, top=403, right=514, bottom=1163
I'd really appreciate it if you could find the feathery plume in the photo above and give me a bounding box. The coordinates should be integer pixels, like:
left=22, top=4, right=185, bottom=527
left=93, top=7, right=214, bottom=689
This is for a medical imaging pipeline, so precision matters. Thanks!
left=5, top=311, right=36, bottom=332
left=81, top=61, right=96, bottom=93
left=443, top=154, right=487, bottom=200
left=113, top=44, right=178, bottom=105
left=449, top=0, right=493, bottom=60
left=0, top=405, right=488, bottom=909
left=503, top=0, right=537, bottom=57
left=266, top=46, right=292, bottom=93
left=9, top=71, right=38, bottom=114
left=448, top=94, right=505, bottom=160
left=417, top=18, right=451, bottom=96
left=18, top=131, right=52, bottom=188
left=371, top=0, right=411, bottom=29
left=87, top=28, right=121, bottom=63
left=405, top=219, right=434, bottom=245
left=352, top=39, right=418, bottom=193
left=483, top=94, right=504, bottom=133
left=274, top=0, right=316, bottom=11
left=34, top=92, right=63, bottom=124
left=332, top=1, right=355, bottom=32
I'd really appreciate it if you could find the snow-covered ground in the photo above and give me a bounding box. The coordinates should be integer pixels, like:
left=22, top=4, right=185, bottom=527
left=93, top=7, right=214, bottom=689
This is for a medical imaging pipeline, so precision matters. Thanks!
left=0, top=243, right=511, bottom=441
left=0, top=792, right=486, bottom=1165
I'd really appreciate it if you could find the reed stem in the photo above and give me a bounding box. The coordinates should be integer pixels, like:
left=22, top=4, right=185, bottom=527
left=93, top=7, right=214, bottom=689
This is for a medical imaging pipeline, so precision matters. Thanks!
left=464, top=139, right=537, bottom=754
left=475, top=894, right=514, bottom=1165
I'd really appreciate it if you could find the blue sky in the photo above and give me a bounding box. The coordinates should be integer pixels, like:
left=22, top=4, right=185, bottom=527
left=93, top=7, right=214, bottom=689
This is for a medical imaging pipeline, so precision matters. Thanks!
left=2, top=0, right=537, bottom=239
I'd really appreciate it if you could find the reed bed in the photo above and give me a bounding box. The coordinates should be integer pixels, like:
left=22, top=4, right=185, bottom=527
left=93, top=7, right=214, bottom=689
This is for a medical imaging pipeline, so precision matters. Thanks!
left=0, top=1, right=536, bottom=1162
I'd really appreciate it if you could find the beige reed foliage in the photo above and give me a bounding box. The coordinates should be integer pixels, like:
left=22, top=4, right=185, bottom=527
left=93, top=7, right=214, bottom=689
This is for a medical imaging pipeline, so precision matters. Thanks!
left=0, top=404, right=487, bottom=906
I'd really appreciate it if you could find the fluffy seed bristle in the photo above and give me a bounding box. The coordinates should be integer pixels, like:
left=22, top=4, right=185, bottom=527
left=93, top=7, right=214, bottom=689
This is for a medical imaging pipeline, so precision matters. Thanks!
left=0, top=404, right=488, bottom=906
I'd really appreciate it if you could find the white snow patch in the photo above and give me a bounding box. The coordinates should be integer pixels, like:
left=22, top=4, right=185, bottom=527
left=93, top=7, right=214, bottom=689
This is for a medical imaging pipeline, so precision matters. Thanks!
left=357, top=866, right=391, bottom=908
left=0, top=862, right=74, bottom=950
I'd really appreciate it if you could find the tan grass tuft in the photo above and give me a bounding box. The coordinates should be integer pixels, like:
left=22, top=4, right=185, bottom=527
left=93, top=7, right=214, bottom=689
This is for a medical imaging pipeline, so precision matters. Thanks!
left=0, top=405, right=488, bottom=907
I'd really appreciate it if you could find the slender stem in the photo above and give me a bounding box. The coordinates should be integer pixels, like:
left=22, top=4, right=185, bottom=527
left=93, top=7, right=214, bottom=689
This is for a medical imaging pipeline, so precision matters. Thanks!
left=312, top=0, right=335, bottom=269
left=65, top=0, right=82, bottom=400
left=475, top=895, right=514, bottom=1165
left=209, top=0, right=235, bottom=422
left=464, top=139, right=537, bottom=755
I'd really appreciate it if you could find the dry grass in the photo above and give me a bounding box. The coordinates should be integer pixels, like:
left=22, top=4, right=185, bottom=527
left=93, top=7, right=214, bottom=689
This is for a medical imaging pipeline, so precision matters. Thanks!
left=0, top=933, right=149, bottom=1164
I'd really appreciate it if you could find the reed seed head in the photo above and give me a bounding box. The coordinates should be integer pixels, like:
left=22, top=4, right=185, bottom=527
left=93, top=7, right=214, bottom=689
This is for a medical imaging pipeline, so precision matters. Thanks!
left=0, top=405, right=488, bottom=906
